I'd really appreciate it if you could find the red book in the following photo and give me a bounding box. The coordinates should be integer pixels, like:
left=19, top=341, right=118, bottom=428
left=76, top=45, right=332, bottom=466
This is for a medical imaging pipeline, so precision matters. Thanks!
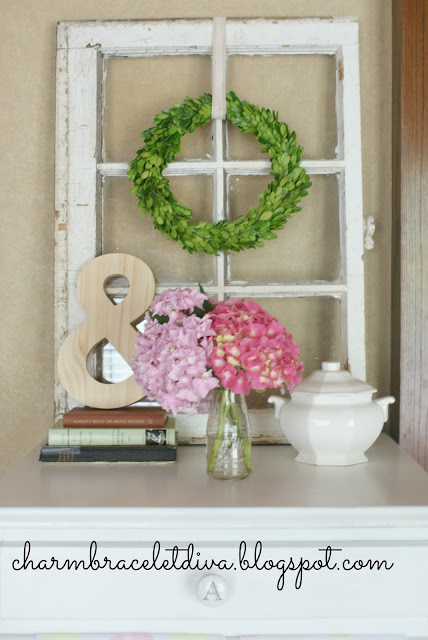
left=63, top=407, right=168, bottom=428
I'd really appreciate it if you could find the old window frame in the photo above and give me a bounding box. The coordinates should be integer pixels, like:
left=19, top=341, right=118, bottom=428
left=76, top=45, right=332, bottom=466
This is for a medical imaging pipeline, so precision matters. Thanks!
left=54, top=18, right=366, bottom=442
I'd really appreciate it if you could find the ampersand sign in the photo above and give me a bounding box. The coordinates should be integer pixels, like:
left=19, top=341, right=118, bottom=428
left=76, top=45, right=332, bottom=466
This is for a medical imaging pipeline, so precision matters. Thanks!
left=57, top=253, right=155, bottom=409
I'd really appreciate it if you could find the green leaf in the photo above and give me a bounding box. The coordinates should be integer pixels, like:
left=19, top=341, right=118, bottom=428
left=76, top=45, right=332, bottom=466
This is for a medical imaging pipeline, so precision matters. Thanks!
left=128, top=91, right=311, bottom=255
left=203, top=298, right=216, bottom=312
left=148, top=311, right=170, bottom=324
left=193, top=306, right=206, bottom=318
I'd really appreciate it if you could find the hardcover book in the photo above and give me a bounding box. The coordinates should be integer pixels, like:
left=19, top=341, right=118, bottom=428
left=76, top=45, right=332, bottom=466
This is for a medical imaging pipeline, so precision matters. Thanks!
left=48, top=424, right=176, bottom=447
left=63, top=406, right=167, bottom=428
left=39, top=445, right=177, bottom=463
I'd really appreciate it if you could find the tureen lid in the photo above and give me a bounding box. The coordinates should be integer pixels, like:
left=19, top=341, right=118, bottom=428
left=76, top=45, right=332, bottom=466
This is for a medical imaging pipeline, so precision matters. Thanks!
left=296, top=362, right=376, bottom=395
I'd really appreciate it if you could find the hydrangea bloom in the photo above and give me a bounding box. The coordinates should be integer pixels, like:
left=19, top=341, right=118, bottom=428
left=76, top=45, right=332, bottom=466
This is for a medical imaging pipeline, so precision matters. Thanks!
left=132, top=288, right=303, bottom=414
left=207, top=298, right=303, bottom=395
left=149, top=287, right=207, bottom=320
left=131, top=289, right=219, bottom=415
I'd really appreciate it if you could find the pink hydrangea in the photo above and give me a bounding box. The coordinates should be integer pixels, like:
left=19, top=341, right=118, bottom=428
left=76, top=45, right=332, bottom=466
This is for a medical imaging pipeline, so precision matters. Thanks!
left=149, top=287, right=207, bottom=319
left=131, top=289, right=219, bottom=415
left=132, top=287, right=303, bottom=413
left=207, top=299, right=303, bottom=395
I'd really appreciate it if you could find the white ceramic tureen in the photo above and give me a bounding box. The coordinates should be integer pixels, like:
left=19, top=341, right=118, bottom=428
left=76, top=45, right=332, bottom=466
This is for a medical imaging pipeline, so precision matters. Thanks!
left=268, top=362, right=395, bottom=466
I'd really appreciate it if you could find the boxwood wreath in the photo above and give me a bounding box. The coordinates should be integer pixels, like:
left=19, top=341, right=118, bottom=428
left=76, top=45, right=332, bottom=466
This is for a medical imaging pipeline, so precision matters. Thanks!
left=128, top=91, right=311, bottom=254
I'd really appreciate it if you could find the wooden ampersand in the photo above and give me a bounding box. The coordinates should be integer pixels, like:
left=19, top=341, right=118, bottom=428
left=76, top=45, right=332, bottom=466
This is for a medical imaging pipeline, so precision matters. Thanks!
left=57, top=253, right=155, bottom=409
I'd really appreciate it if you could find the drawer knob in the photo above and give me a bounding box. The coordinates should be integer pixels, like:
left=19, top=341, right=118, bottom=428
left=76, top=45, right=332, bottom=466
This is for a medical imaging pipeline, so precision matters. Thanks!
left=196, top=574, right=229, bottom=606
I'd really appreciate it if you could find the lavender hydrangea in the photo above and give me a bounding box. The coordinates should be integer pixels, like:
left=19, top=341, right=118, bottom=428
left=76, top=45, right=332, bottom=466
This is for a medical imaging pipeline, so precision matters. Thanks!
left=132, top=288, right=219, bottom=415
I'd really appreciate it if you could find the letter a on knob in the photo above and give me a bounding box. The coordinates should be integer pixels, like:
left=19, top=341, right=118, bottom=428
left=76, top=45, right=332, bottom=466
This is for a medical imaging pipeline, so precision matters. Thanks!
left=57, top=253, right=155, bottom=409
left=196, top=574, right=229, bottom=606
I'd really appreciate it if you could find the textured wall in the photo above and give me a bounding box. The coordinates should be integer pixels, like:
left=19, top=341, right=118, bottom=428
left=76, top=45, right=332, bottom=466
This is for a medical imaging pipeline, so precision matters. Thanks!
left=0, top=0, right=392, bottom=473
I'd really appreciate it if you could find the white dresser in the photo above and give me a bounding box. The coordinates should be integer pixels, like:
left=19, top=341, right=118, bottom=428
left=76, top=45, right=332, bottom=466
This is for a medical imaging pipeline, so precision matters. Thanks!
left=0, top=434, right=428, bottom=637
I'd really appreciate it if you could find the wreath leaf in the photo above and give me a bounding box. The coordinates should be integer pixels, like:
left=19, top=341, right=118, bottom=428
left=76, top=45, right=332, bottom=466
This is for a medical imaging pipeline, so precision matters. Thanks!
left=128, top=92, right=311, bottom=254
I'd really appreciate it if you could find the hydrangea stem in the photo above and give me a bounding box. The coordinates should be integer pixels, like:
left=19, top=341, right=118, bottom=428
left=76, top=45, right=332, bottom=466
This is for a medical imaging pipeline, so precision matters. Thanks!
left=208, top=388, right=251, bottom=474
left=207, top=388, right=227, bottom=473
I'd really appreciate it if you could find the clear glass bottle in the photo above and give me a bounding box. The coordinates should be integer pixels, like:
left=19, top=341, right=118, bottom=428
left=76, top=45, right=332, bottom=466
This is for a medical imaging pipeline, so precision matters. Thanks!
left=206, top=387, right=251, bottom=479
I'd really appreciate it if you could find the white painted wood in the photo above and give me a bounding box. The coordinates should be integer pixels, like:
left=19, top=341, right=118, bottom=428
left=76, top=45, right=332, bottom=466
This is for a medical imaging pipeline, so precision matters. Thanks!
left=1, top=435, right=428, bottom=512
left=1, top=436, right=428, bottom=635
left=98, top=159, right=346, bottom=176
left=340, top=38, right=366, bottom=379
left=66, top=47, right=99, bottom=282
left=174, top=408, right=288, bottom=444
left=106, top=283, right=347, bottom=296
left=55, top=18, right=367, bottom=433
left=0, top=544, right=426, bottom=633
left=364, top=215, right=376, bottom=250
left=226, top=17, right=359, bottom=51
left=54, top=47, right=70, bottom=417
left=57, top=18, right=359, bottom=52
left=337, top=168, right=349, bottom=364
left=213, top=119, right=226, bottom=301
left=211, top=17, right=226, bottom=120
left=55, top=44, right=100, bottom=417
left=57, top=19, right=214, bottom=52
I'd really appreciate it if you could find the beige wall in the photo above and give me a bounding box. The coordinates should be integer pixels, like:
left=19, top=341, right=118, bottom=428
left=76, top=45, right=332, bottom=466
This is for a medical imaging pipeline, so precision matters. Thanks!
left=0, top=0, right=392, bottom=473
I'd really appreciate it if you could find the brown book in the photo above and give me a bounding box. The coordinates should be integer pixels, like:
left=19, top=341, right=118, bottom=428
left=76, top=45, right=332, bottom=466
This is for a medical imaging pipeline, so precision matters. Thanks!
left=63, top=406, right=168, bottom=428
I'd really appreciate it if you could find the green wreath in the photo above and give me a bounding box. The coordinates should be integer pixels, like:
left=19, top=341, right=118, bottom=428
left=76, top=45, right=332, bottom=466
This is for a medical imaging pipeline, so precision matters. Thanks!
left=128, top=91, right=311, bottom=254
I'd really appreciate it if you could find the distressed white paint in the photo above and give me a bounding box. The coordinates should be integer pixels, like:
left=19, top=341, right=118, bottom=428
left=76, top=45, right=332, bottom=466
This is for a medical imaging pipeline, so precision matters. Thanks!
left=340, top=39, right=366, bottom=378
left=174, top=407, right=288, bottom=444
left=213, top=119, right=226, bottom=301
left=104, top=283, right=347, bottom=297
left=55, top=18, right=366, bottom=436
left=98, top=159, right=346, bottom=176
left=211, top=17, right=227, bottom=119
left=57, top=18, right=358, bottom=52
left=364, top=215, right=376, bottom=250
left=54, top=48, right=70, bottom=417
left=55, top=43, right=100, bottom=415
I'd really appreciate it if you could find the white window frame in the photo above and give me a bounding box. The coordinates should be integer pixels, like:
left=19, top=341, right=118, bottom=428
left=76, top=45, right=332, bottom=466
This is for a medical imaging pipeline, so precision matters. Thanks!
left=55, top=18, right=366, bottom=443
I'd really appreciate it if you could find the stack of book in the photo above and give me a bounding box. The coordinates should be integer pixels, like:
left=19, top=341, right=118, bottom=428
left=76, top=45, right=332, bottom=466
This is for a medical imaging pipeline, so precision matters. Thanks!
left=39, top=406, right=177, bottom=463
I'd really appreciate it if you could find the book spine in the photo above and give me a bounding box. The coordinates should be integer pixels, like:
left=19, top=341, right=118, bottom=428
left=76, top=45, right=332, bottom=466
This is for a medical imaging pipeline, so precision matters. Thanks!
left=48, top=428, right=175, bottom=447
left=39, top=446, right=177, bottom=463
left=63, top=415, right=166, bottom=428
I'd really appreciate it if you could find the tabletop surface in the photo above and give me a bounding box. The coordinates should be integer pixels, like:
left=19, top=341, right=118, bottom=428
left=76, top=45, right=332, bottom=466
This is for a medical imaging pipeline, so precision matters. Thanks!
left=0, top=435, right=428, bottom=509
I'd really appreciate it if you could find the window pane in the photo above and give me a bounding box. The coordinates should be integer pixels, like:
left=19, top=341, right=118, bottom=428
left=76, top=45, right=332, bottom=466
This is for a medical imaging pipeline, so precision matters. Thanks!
left=101, top=291, right=145, bottom=384
left=102, top=176, right=215, bottom=285
left=243, top=296, right=342, bottom=409
left=226, top=55, right=337, bottom=160
left=104, top=56, right=213, bottom=162
left=103, top=342, right=133, bottom=383
left=228, top=174, right=340, bottom=283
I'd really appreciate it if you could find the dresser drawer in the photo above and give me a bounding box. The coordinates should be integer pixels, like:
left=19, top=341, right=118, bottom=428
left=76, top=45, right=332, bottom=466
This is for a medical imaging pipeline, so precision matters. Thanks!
left=1, top=540, right=428, bottom=634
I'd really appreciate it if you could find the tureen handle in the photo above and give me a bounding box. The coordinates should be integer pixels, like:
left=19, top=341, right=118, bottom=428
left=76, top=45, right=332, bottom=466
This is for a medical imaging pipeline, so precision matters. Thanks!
left=375, top=396, right=395, bottom=422
left=268, top=395, right=290, bottom=419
